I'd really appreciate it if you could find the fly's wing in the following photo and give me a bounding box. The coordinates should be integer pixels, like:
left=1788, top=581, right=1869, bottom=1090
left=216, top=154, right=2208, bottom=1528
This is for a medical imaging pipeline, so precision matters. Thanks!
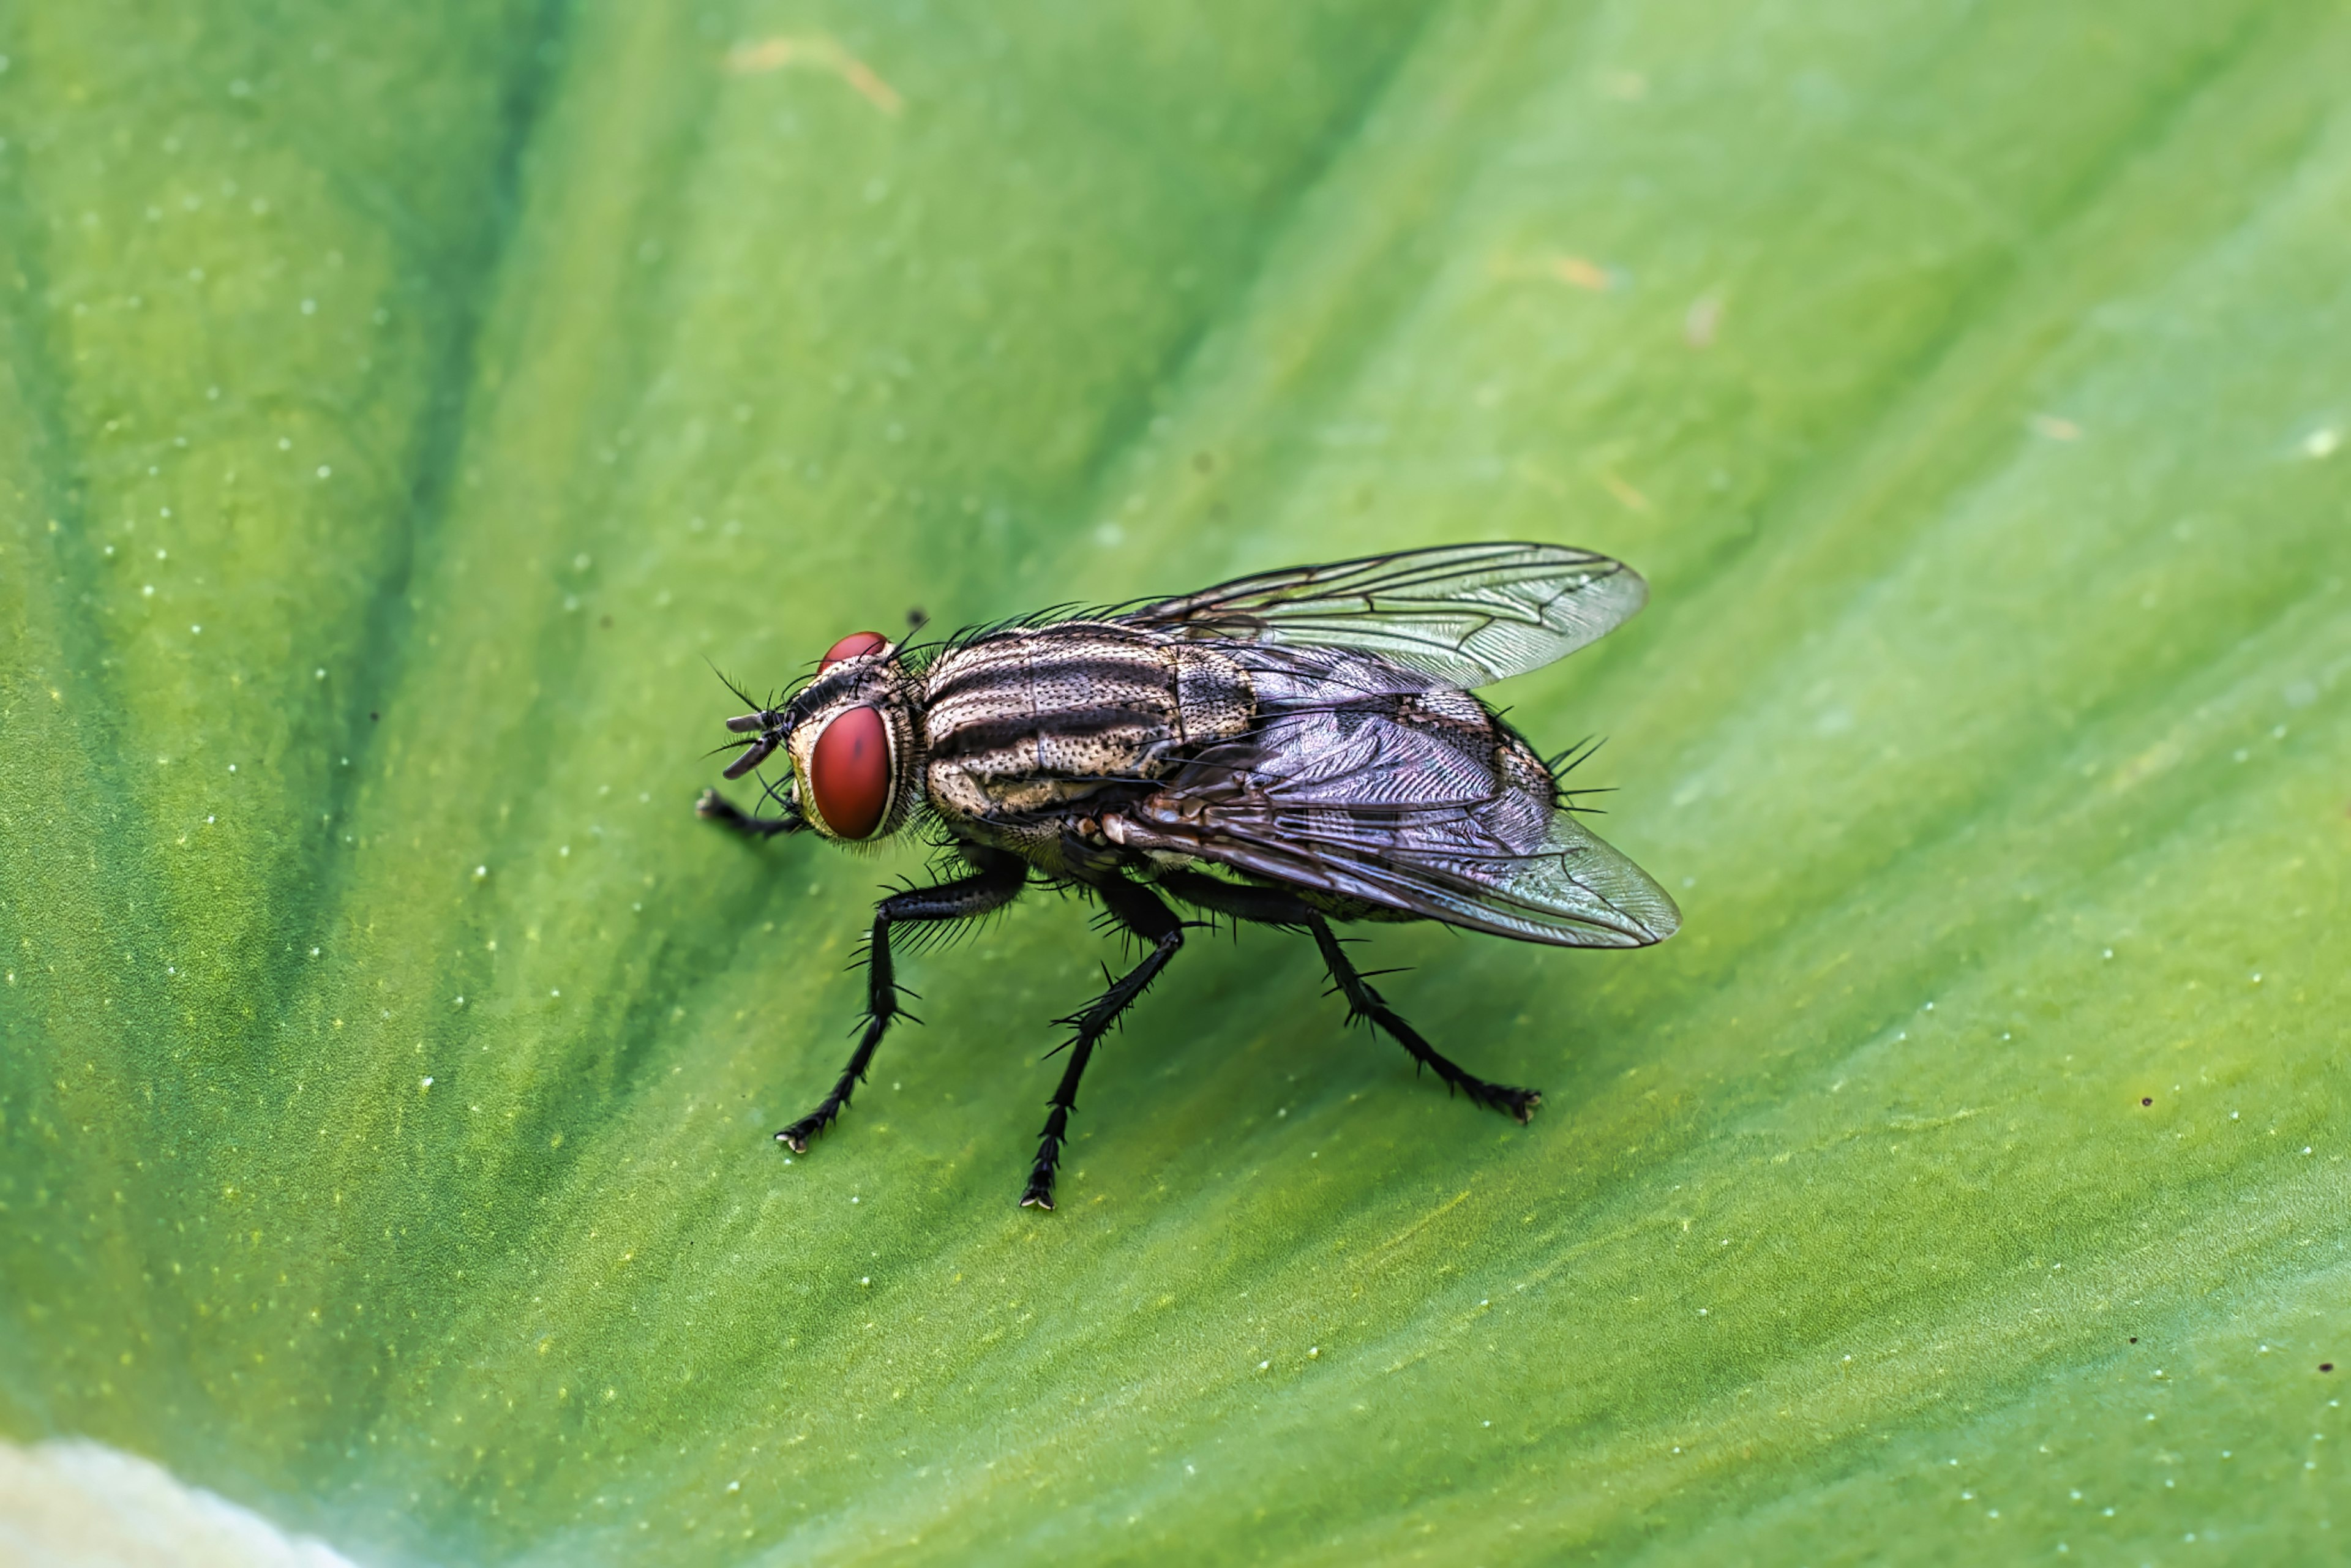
left=1174, top=800, right=1682, bottom=948
left=1115, top=542, right=1647, bottom=689
left=1111, top=700, right=1681, bottom=948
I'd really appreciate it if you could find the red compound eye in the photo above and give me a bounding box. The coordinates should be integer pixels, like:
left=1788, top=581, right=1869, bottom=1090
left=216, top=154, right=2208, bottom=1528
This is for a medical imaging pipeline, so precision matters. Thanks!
left=819, top=631, right=889, bottom=672
left=808, top=705, right=891, bottom=839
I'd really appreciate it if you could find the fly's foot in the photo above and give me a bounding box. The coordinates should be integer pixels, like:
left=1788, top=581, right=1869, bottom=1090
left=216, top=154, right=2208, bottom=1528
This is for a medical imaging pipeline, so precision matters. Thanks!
left=1472, top=1082, right=1542, bottom=1124
left=775, top=1111, right=833, bottom=1155
left=1021, top=1112, right=1070, bottom=1210
left=1424, top=1070, right=1539, bottom=1122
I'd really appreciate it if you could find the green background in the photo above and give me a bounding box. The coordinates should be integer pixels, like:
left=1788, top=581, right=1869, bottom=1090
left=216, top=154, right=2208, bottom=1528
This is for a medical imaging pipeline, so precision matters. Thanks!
left=4, top=0, right=2347, bottom=1561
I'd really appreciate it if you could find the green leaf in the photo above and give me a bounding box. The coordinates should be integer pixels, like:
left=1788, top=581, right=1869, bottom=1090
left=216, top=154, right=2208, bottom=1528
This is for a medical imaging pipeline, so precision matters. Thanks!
left=5, top=1, right=2348, bottom=1561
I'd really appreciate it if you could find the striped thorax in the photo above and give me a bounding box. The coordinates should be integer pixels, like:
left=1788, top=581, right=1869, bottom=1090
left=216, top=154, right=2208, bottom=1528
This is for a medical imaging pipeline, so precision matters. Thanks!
left=920, top=623, right=1256, bottom=841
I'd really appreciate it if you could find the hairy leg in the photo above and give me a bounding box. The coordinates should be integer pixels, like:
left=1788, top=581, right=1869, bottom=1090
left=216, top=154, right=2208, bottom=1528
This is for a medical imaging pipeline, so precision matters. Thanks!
left=1021, top=878, right=1186, bottom=1210
left=1152, top=867, right=1313, bottom=928
left=1160, top=870, right=1539, bottom=1121
left=778, top=846, right=1028, bottom=1152
left=1306, top=912, right=1540, bottom=1122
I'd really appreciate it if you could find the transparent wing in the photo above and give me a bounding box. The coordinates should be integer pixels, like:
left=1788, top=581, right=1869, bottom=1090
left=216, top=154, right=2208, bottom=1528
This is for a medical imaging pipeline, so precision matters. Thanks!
left=1182, top=801, right=1682, bottom=948
left=1116, top=541, right=1648, bottom=688
left=1116, top=790, right=1678, bottom=947
left=1109, top=700, right=1680, bottom=948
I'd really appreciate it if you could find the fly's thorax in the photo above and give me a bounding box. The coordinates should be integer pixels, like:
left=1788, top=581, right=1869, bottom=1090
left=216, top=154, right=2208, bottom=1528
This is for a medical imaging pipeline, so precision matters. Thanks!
left=782, top=653, right=926, bottom=842
left=917, top=623, right=1256, bottom=820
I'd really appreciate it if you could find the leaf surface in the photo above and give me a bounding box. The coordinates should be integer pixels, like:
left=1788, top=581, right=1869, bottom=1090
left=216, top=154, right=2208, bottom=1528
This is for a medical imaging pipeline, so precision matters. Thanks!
left=4, top=1, right=2349, bottom=1562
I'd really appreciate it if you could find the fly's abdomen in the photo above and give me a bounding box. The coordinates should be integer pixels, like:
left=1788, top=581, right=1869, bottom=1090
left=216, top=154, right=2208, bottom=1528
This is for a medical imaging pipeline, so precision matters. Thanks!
left=922, top=625, right=1254, bottom=820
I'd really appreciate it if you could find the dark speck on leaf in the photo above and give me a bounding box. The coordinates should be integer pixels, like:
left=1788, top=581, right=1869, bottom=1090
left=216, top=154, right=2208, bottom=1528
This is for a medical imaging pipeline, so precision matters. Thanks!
left=2323, top=1363, right=2336, bottom=1373
left=2141, top=1097, right=2152, bottom=1106
left=369, top=710, right=380, bottom=722
left=2129, top=1337, right=2139, bottom=1344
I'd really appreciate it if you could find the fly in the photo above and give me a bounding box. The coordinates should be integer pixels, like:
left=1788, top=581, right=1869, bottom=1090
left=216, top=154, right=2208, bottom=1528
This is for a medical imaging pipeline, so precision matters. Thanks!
left=698, top=542, right=1681, bottom=1208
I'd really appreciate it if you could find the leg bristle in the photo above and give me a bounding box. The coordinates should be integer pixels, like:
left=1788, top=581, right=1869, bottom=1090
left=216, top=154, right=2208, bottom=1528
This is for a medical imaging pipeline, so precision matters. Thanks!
left=1016, top=879, right=1186, bottom=1206
left=1309, top=914, right=1543, bottom=1127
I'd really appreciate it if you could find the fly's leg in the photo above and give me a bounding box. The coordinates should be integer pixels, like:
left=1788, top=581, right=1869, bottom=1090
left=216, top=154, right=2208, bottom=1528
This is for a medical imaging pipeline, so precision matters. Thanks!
left=1158, top=871, right=1539, bottom=1122
left=1153, top=868, right=1311, bottom=929
left=1021, top=879, right=1185, bottom=1210
left=697, top=787, right=803, bottom=839
left=1306, top=912, right=1540, bottom=1123
left=777, top=847, right=1027, bottom=1153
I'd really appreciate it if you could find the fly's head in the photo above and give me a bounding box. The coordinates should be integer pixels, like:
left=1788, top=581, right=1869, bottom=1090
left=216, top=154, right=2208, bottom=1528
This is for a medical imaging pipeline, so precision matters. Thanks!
left=721, top=631, right=921, bottom=845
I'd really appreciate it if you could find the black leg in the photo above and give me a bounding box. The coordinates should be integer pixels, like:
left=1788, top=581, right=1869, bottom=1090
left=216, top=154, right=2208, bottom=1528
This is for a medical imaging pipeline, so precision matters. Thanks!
left=1021, top=879, right=1185, bottom=1210
left=778, top=847, right=1027, bottom=1153
left=697, top=786, right=803, bottom=839
left=1306, top=913, right=1540, bottom=1123
left=1154, top=867, right=1313, bottom=928
left=1160, top=871, right=1538, bottom=1124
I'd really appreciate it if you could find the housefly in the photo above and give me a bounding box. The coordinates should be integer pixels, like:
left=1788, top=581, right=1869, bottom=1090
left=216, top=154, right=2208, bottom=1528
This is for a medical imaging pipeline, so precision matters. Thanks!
left=699, top=542, right=1679, bottom=1208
